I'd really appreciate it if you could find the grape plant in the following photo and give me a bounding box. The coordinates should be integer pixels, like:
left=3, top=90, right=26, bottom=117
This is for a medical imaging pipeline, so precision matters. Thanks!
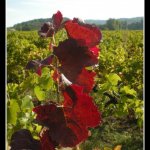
left=9, top=11, right=102, bottom=150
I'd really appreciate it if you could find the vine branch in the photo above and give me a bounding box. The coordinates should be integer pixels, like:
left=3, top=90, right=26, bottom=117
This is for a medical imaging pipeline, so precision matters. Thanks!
left=52, top=34, right=60, bottom=102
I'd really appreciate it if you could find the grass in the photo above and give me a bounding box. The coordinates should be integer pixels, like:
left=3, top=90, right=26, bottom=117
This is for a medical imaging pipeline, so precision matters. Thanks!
left=80, top=116, right=143, bottom=150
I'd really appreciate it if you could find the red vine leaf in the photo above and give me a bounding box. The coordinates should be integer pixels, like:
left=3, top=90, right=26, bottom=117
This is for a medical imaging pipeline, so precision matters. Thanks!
left=40, top=129, right=56, bottom=150
left=52, top=11, right=63, bottom=31
left=53, top=39, right=98, bottom=82
left=63, top=84, right=101, bottom=128
left=26, top=60, right=40, bottom=70
left=38, top=11, right=63, bottom=37
left=38, top=22, right=54, bottom=37
left=65, top=18, right=102, bottom=47
left=33, top=103, right=88, bottom=147
left=41, top=55, right=54, bottom=65
left=75, top=68, right=96, bottom=93
left=10, top=129, right=41, bottom=150
left=26, top=55, right=54, bottom=69
left=52, top=70, right=60, bottom=82
left=26, top=55, right=54, bottom=76
left=36, top=66, right=42, bottom=76
left=53, top=39, right=98, bottom=68
left=90, top=46, right=99, bottom=57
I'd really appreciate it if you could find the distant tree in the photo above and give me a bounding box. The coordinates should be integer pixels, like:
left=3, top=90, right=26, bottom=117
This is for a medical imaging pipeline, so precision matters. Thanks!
left=128, top=19, right=143, bottom=30
left=120, top=21, right=128, bottom=30
left=106, top=18, right=121, bottom=30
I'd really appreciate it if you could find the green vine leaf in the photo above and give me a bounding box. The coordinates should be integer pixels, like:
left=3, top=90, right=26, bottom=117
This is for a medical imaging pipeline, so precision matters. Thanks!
left=34, top=86, right=46, bottom=101
left=106, top=73, right=121, bottom=85
left=120, top=86, right=137, bottom=97
left=21, top=95, right=34, bottom=110
left=7, top=99, right=20, bottom=125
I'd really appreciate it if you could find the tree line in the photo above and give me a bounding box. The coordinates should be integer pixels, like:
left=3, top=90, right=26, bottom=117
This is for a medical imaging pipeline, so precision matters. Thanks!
left=99, top=18, right=143, bottom=30
left=8, top=18, right=143, bottom=31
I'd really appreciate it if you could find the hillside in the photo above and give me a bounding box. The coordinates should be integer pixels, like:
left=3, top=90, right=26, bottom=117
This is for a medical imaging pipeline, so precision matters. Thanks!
left=8, top=17, right=143, bottom=31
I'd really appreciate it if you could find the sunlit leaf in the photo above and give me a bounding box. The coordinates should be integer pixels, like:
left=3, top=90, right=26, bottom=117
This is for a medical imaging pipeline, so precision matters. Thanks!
left=120, top=86, right=137, bottom=97
left=34, top=86, right=46, bottom=101
left=21, top=95, right=34, bottom=110
left=113, top=145, right=122, bottom=150
left=65, top=18, right=102, bottom=47
left=63, top=84, right=101, bottom=128
left=106, top=73, right=121, bottom=85
left=7, top=99, right=20, bottom=125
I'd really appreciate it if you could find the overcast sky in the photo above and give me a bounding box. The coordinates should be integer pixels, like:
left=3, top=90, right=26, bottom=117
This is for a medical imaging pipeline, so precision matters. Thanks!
left=6, top=0, right=144, bottom=27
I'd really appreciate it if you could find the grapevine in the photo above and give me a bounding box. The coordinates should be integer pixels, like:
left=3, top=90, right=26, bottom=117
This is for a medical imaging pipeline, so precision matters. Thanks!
left=10, top=11, right=102, bottom=150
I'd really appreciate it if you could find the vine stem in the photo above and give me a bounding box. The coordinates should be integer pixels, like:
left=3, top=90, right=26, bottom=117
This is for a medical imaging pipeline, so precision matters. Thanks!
left=52, top=34, right=60, bottom=102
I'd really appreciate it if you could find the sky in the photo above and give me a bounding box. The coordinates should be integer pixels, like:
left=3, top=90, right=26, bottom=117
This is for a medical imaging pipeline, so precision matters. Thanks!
left=6, top=0, right=144, bottom=27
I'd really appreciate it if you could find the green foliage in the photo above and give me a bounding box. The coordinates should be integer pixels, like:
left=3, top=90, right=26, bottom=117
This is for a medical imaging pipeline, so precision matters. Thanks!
left=94, top=30, right=143, bottom=129
left=7, top=31, right=50, bottom=83
left=34, top=86, right=46, bottom=101
left=7, top=99, right=20, bottom=125
left=120, top=86, right=137, bottom=97
left=99, top=18, right=143, bottom=30
left=106, top=19, right=121, bottom=30
left=21, top=95, right=34, bottom=110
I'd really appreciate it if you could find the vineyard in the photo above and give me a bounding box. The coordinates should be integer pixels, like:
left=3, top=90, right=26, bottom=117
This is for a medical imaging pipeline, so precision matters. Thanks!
left=7, top=29, right=143, bottom=150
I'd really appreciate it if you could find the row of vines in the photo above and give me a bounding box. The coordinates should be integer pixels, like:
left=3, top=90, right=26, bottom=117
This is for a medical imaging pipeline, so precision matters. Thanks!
left=7, top=29, right=143, bottom=150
